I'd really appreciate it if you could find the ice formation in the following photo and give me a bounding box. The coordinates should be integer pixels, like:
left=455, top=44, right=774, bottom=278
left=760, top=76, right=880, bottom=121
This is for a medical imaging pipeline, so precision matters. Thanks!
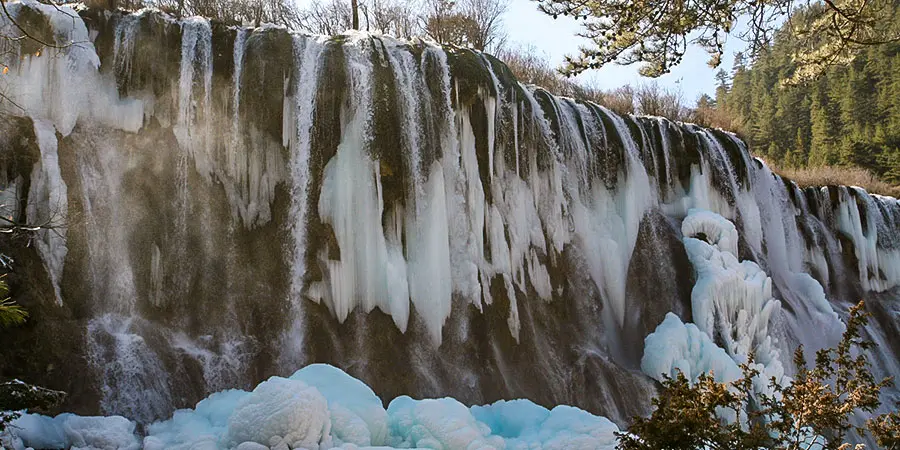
left=641, top=312, right=743, bottom=384
left=4, top=365, right=620, bottom=450
left=0, top=0, right=143, bottom=135
left=641, top=210, right=845, bottom=404
left=3, top=413, right=140, bottom=450
left=680, top=209, right=788, bottom=386
left=288, top=365, right=389, bottom=446
left=24, top=120, right=68, bottom=305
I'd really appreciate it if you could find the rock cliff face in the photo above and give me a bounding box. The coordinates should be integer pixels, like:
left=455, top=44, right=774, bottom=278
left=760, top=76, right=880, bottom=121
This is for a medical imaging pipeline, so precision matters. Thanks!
left=0, top=0, right=898, bottom=426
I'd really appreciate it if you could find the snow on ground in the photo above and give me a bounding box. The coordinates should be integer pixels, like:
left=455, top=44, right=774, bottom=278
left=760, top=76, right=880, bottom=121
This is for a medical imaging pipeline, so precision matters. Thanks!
left=2, top=364, right=620, bottom=450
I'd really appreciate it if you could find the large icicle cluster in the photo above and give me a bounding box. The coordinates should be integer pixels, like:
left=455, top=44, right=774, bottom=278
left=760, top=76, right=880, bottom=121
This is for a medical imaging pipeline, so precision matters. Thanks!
left=3, top=364, right=620, bottom=450
left=641, top=210, right=840, bottom=401
left=642, top=210, right=788, bottom=388
left=24, top=120, right=68, bottom=305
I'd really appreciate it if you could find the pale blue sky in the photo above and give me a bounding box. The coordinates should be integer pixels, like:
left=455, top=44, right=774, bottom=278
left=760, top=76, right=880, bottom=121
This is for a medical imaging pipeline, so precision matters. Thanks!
left=502, top=0, right=748, bottom=103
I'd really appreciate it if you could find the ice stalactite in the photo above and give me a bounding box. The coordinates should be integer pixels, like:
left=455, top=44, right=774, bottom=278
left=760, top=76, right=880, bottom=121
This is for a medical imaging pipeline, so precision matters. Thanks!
left=174, top=17, right=213, bottom=178
left=220, top=26, right=288, bottom=228
left=313, top=35, right=415, bottom=335
left=568, top=106, right=653, bottom=330
left=385, top=42, right=454, bottom=346
left=25, top=120, right=68, bottom=305
left=283, top=34, right=328, bottom=364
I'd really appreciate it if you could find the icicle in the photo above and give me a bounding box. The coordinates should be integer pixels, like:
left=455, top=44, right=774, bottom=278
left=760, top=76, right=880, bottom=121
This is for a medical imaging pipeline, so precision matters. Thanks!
left=280, top=34, right=327, bottom=365
left=26, top=119, right=68, bottom=306
left=0, top=1, right=142, bottom=133
left=229, top=28, right=249, bottom=180
left=174, top=17, right=213, bottom=179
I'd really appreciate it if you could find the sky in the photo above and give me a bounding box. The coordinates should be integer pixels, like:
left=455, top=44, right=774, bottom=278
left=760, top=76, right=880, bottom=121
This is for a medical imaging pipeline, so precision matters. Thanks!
left=502, top=0, right=748, bottom=103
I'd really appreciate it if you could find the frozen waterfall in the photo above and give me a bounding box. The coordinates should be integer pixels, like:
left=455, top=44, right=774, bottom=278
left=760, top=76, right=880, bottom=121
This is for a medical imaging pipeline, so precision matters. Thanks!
left=0, top=0, right=898, bottom=436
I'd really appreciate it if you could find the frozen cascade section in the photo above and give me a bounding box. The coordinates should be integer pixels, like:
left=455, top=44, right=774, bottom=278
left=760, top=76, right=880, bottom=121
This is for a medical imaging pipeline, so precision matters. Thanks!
left=563, top=103, right=654, bottom=328
left=1, top=0, right=142, bottom=307
left=641, top=210, right=787, bottom=390
left=174, top=16, right=214, bottom=177
left=3, top=364, right=621, bottom=450
left=642, top=208, right=847, bottom=400
left=680, top=209, right=788, bottom=387
left=305, top=36, right=460, bottom=345
left=301, top=41, right=659, bottom=344
left=309, top=35, right=415, bottom=337
left=831, top=188, right=900, bottom=293
left=0, top=0, right=143, bottom=134
left=382, top=40, right=454, bottom=346
left=25, top=120, right=68, bottom=305
left=167, top=17, right=289, bottom=227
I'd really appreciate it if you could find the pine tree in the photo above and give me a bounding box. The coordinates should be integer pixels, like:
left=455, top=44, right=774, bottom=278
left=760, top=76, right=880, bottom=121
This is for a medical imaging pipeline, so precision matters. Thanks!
left=0, top=275, right=26, bottom=328
left=695, top=5, right=900, bottom=190
left=806, top=80, right=840, bottom=166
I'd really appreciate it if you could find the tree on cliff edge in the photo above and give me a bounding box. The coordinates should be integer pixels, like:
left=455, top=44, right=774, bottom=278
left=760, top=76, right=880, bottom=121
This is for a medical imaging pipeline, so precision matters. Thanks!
left=617, top=302, right=900, bottom=450
left=536, top=0, right=900, bottom=81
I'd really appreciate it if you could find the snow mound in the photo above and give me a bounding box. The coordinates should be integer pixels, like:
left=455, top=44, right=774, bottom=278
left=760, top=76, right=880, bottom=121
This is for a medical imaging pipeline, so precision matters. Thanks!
left=225, top=376, right=331, bottom=449
left=641, top=312, right=742, bottom=384
left=6, top=413, right=140, bottom=450
left=4, top=365, right=621, bottom=450
left=472, top=400, right=619, bottom=450
left=289, top=364, right=389, bottom=446
left=144, top=389, right=248, bottom=449
left=386, top=396, right=503, bottom=449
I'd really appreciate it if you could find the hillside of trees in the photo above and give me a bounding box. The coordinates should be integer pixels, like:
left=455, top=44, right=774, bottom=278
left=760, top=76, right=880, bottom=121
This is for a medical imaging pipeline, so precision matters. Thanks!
left=704, top=4, right=900, bottom=186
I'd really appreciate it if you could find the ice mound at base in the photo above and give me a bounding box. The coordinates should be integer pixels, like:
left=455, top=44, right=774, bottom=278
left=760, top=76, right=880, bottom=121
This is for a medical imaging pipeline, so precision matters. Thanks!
left=3, top=413, right=140, bottom=450
left=470, top=400, right=620, bottom=449
left=224, top=377, right=330, bottom=449
left=288, top=364, right=389, bottom=446
left=386, top=396, right=504, bottom=449
left=641, top=313, right=742, bottom=384
left=4, top=364, right=619, bottom=450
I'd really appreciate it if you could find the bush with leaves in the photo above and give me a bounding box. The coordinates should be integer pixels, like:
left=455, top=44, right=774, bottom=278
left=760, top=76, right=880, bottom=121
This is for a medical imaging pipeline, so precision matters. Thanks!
left=618, top=302, right=897, bottom=450
left=868, top=408, right=899, bottom=449
left=616, top=370, right=770, bottom=450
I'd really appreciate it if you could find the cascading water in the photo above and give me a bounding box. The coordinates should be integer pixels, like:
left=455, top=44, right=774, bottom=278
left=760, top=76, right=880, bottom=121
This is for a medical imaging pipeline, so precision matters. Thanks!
left=0, top=1, right=899, bottom=440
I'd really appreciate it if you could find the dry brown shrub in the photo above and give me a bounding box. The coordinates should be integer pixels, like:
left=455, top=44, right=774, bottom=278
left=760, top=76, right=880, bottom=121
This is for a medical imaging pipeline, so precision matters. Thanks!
left=774, top=164, right=900, bottom=198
